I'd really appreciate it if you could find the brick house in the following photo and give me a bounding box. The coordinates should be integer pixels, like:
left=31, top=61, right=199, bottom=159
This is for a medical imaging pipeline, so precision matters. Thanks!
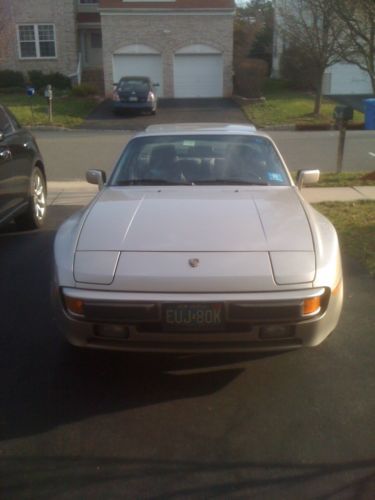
left=0, top=0, right=235, bottom=97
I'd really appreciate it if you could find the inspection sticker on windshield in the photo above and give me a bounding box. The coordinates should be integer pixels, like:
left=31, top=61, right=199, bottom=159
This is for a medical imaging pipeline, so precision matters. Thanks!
left=267, top=172, right=283, bottom=182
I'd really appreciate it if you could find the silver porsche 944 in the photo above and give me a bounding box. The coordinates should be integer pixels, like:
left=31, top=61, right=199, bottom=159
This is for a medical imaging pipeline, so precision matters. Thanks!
left=53, top=124, right=343, bottom=353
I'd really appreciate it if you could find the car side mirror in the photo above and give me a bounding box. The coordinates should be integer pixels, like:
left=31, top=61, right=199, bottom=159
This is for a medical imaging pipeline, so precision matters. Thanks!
left=86, top=169, right=106, bottom=189
left=296, top=169, right=320, bottom=190
left=153, top=82, right=160, bottom=87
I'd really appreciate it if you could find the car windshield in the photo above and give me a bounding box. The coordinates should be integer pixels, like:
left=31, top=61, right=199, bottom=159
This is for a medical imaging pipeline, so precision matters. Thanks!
left=117, top=79, right=150, bottom=93
left=110, top=135, right=290, bottom=186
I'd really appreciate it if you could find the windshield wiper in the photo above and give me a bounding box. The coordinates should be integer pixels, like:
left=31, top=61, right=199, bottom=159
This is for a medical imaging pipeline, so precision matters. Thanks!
left=116, top=179, right=192, bottom=186
left=194, top=179, right=269, bottom=186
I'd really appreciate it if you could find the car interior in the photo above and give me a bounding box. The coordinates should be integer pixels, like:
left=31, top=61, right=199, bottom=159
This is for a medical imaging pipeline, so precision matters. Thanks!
left=112, top=137, right=289, bottom=186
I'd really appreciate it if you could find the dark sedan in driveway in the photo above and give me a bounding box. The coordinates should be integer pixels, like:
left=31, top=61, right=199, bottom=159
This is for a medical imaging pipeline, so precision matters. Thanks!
left=112, top=76, right=158, bottom=115
left=0, top=104, right=47, bottom=230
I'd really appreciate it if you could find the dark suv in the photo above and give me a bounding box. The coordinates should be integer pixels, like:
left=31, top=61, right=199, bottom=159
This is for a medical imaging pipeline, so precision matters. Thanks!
left=0, top=105, right=47, bottom=230
left=112, top=76, right=158, bottom=115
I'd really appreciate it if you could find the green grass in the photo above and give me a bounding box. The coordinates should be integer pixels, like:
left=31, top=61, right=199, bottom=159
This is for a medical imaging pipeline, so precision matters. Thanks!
left=291, top=172, right=375, bottom=187
left=0, top=93, right=97, bottom=128
left=314, top=201, right=375, bottom=276
left=243, top=79, right=364, bottom=128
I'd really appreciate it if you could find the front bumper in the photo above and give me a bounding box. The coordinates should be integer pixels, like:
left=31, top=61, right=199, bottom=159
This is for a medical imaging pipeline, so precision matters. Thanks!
left=52, top=285, right=343, bottom=353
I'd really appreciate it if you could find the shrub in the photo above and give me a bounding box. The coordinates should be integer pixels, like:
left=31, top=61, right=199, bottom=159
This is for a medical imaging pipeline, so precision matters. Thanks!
left=234, top=59, right=268, bottom=98
left=70, top=83, right=97, bottom=97
left=48, top=72, right=71, bottom=90
left=280, top=45, right=316, bottom=91
left=0, top=86, right=26, bottom=94
left=27, top=70, right=47, bottom=90
left=28, top=70, right=71, bottom=91
left=0, top=70, right=25, bottom=88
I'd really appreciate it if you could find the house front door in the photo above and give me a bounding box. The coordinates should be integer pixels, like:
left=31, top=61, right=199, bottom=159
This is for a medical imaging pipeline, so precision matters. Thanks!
left=82, top=30, right=102, bottom=68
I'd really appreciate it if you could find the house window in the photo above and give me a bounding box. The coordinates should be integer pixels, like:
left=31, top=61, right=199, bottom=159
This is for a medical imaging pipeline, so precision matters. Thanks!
left=80, top=0, right=99, bottom=4
left=18, top=24, right=56, bottom=59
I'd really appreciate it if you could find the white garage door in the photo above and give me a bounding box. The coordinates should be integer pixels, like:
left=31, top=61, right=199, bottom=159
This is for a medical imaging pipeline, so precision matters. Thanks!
left=327, top=63, right=372, bottom=95
left=174, top=54, right=223, bottom=98
left=113, top=54, right=163, bottom=96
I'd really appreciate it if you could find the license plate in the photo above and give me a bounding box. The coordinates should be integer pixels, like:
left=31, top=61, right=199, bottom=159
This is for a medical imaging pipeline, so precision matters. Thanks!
left=129, top=96, right=138, bottom=102
left=163, top=303, right=223, bottom=332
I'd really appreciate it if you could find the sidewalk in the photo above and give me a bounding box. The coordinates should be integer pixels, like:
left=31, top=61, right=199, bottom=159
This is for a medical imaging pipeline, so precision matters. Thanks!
left=47, top=181, right=375, bottom=207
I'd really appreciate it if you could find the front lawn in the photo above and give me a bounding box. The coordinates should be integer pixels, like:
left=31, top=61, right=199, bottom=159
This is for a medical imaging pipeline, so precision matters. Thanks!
left=0, top=93, right=98, bottom=128
left=291, top=172, right=375, bottom=187
left=314, top=201, right=375, bottom=276
left=243, top=79, right=364, bottom=128
left=316, top=172, right=375, bottom=187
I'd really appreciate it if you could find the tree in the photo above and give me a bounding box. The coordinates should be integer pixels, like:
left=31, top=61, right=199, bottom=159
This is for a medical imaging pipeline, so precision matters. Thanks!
left=277, top=0, right=344, bottom=115
left=249, top=1, right=274, bottom=71
left=280, top=44, right=317, bottom=90
left=234, top=3, right=259, bottom=66
left=334, top=0, right=375, bottom=93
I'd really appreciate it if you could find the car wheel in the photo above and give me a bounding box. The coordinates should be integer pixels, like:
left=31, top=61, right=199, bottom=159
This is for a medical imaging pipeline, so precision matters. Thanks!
left=15, top=166, right=47, bottom=230
left=151, top=109, right=156, bottom=116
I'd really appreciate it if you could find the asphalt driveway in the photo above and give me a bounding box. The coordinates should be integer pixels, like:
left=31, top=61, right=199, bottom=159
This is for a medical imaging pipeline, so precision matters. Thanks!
left=1, top=205, right=375, bottom=499
left=80, top=98, right=250, bottom=130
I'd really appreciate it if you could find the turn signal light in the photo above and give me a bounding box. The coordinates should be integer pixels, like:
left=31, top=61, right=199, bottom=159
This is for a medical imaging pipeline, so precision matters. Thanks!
left=64, top=296, right=85, bottom=316
left=303, top=296, right=321, bottom=316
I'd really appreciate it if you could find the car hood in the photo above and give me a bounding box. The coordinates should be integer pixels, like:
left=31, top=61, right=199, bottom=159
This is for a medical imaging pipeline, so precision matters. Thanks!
left=76, top=186, right=313, bottom=253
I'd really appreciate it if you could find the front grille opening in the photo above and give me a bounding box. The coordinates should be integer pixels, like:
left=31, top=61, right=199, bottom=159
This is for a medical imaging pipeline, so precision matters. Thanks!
left=135, top=321, right=256, bottom=334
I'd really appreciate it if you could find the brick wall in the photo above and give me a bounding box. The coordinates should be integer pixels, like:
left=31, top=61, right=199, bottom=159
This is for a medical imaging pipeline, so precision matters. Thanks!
left=1, top=0, right=77, bottom=78
left=101, top=13, right=234, bottom=97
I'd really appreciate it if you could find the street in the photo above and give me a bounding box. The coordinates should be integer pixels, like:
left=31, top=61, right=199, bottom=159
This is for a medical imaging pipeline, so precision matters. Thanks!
left=33, top=129, right=375, bottom=182
left=0, top=206, right=374, bottom=499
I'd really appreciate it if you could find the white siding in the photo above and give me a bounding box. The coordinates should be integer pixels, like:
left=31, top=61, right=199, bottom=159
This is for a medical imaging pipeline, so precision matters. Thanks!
left=324, top=63, right=372, bottom=95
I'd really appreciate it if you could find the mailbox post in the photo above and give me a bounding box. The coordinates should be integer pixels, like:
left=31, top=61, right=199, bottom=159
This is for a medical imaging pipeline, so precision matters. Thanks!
left=333, top=105, right=353, bottom=173
left=44, top=84, right=53, bottom=122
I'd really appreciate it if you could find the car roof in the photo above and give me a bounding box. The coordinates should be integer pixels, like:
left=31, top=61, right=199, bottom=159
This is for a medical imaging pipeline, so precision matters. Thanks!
left=142, top=123, right=258, bottom=136
left=119, top=76, right=151, bottom=82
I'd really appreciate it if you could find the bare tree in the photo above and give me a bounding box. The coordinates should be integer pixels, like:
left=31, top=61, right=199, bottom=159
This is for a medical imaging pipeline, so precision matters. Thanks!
left=277, top=0, right=344, bottom=114
left=334, top=0, right=375, bottom=93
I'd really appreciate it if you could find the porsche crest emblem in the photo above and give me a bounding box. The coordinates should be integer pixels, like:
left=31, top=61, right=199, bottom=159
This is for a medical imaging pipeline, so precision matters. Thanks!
left=189, top=258, right=200, bottom=268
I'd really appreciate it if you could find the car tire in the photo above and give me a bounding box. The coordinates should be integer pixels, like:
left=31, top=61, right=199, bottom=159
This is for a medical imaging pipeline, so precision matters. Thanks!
left=151, top=109, right=156, bottom=116
left=15, top=166, right=47, bottom=230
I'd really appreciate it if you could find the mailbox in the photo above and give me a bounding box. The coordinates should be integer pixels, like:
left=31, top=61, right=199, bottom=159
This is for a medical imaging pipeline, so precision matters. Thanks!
left=44, top=84, right=53, bottom=101
left=333, top=105, right=353, bottom=122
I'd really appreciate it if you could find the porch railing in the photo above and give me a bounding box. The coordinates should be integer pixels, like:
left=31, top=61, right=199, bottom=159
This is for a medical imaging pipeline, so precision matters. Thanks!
left=69, top=52, right=82, bottom=86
